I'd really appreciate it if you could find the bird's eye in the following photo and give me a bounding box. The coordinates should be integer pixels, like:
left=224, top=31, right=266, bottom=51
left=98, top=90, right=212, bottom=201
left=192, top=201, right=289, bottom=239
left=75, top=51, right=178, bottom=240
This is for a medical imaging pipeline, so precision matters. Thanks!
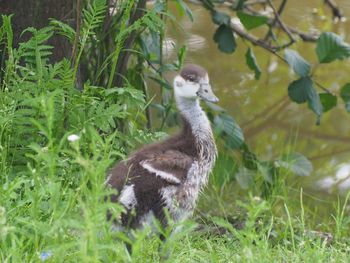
left=187, top=75, right=195, bottom=81
left=204, top=89, right=208, bottom=93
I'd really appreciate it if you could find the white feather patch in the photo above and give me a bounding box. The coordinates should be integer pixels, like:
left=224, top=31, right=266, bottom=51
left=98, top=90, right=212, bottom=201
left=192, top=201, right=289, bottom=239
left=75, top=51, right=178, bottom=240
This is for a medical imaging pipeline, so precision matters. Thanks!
left=119, top=184, right=137, bottom=209
left=139, top=211, right=155, bottom=227
left=141, top=162, right=181, bottom=184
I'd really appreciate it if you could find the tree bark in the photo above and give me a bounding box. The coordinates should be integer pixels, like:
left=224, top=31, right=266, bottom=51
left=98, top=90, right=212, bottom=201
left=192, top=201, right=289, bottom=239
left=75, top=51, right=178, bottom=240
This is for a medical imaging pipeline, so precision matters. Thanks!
left=0, top=0, right=74, bottom=62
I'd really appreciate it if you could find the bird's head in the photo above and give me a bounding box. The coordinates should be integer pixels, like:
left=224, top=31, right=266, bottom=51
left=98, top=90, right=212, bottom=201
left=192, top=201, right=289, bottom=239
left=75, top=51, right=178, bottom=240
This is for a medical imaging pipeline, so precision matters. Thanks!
left=173, top=64, right=219, bottom=103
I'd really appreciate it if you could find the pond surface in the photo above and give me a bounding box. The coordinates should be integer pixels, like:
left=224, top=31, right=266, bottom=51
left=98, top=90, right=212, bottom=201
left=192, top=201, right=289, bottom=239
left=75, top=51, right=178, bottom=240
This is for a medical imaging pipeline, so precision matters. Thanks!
left=160, top=1, right=350, bottom=204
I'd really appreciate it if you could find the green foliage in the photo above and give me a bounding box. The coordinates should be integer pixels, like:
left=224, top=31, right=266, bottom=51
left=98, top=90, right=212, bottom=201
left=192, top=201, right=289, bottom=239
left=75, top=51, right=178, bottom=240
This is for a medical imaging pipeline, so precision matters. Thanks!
left=213, top=24, right=236, bottom=53
left=281, top=33, right=350, bottom=120
left=316, top=32, right=350, bottom=63
left=245, top=47, right=261, bottom=80
left=319, top=93, right=337, bottom=112
left=49, top=19, right=76, bottom=42
left=204, top=4, right=350, bottom=123
left=74, top=0, right=107, bottom=80
left=237, top=11, right=268, bottom=30
left=214, top=113, right=244, bottom=149
left=200, top=0, right=215, bottom=11
left=82, top=0, right=107, bottom=36
left=340, top=83, right=350, bottom=112
left=107, top=1, right=164, bottom=89
left=241, top=144, right=258, bottom=170
left=288, top=77, right=322, bottom=123
left=174, top=0, right=194, bottom=22
left=234, top=0, right=247, bottom=10
left=212, top=11, right=231, bottom=25
left=19, top=27, right=54, bottom=70
left=231, top=148, right=314, bottom=193
left=288, top=77, right=314, bottom=103
left=284, top=49, right=310, bottom=77
left=0, top=4, right=170, bottom=259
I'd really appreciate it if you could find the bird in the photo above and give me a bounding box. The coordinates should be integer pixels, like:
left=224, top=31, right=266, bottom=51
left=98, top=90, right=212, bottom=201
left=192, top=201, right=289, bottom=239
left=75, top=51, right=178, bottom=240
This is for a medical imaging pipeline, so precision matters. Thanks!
left=106, top=63, right=219, bottom=231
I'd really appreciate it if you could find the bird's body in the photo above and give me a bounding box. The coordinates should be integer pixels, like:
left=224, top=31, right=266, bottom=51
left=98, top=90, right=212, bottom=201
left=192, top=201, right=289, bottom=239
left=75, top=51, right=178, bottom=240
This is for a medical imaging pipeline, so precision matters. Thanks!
left=106, top=64, right=218, bottom=229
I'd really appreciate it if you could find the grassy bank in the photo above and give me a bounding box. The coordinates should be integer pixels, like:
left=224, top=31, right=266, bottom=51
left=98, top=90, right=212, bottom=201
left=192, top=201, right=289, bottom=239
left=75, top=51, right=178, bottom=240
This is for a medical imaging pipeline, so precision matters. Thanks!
left=1, top=147, right=349, bottom=261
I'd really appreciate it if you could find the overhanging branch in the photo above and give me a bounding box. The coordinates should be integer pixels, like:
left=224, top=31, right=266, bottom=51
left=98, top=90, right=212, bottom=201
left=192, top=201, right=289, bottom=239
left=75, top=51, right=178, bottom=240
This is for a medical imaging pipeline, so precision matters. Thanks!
left=324, top=0, right=343, bottom=20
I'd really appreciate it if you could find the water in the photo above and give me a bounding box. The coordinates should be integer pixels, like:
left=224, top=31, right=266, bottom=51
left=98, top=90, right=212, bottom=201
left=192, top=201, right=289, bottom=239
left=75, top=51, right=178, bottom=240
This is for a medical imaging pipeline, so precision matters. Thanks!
left=161, top=1, right=350, bottom=202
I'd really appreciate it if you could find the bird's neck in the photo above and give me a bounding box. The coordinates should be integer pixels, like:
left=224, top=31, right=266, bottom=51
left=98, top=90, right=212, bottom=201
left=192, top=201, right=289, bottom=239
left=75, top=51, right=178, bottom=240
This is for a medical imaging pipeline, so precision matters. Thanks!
left=176, top=96, right=210, bottom=133
left=175, top=96, right=217, bottom=164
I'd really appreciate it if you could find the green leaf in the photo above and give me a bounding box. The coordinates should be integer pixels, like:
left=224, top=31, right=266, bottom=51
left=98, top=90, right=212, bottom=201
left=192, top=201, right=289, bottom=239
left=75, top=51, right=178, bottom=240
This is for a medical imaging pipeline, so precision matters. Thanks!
left=174, top=0, right=193, bottom=22
left=205, top=101, right=226, bottom=112
left=176, top=45, right=187, bottom=69
left=214, top=113, right=244, bottom=149
left=245, top=47, right=261, bottom=80
left=149, top=76, right=172, bottom=89
left=211, top=217, right=236, bottom=233
left=213, top=24, right=236, bottom=54
left=288, top=77, right=322, bottom=123
left=277, top=152, right=313, bottom=177
left=242, top=148, right=258, bottom=170
left=288, top=77, right=314, bottom=103
left=201, top=0, right=215, bottom=11
left=50, top=19, right=75, bottom=42
left=235, top=0, right=247, bottom=10
left=340, top=83, right=350, bottom=112
left=316, top=32, right=350, bottom=63
left=237, top=11, right=268, bottom=30
left=284, top=49, right=311, bottom=77
left=308, top=92, right=323, bottom=124
left=319, top=93, right=337, bottom=112
left=212, top=11, right=230, bottom=25
left=2, top=15, right=13, bottom=48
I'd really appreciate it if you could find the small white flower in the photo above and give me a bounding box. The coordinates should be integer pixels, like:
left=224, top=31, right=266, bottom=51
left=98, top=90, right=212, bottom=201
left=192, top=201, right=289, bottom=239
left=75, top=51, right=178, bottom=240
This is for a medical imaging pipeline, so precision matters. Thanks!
left=68, top=134, right=80, bottom=142
left=253, top=196, right=261, bottom=202
left=41, top=147, right=48, bottom=152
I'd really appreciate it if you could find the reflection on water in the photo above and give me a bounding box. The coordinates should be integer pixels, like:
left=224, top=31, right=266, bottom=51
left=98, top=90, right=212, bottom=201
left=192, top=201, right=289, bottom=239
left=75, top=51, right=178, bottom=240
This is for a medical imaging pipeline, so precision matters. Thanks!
left=318, top=164, right=350, bottom=193
left=164, top=1, right=350, bottom=196
left=186, top=34, right=207, bottom=51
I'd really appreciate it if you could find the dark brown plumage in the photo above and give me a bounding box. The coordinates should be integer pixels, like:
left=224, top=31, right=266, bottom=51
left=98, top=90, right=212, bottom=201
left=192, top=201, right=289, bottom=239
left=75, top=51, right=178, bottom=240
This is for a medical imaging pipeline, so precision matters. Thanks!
left=107, top=119, right=197, bottom=228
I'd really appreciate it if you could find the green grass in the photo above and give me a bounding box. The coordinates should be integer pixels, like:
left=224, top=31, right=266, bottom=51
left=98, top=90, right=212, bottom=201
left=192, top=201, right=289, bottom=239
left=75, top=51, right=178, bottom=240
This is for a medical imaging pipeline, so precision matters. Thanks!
left=1, top=148, right=349, bottom=262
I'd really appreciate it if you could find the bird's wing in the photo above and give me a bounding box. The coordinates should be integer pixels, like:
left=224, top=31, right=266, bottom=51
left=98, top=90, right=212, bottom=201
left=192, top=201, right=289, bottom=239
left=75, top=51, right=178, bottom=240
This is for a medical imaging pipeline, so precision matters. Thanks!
left=140, top=150, right=194, bottom=185
left=106, top=161, right=130, bottom=196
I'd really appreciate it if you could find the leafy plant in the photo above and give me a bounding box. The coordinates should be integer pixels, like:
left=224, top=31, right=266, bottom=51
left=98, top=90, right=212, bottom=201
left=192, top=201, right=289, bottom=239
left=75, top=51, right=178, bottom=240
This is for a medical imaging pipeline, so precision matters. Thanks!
left=316, top=32, right=350, bottom=63
left=0, top=1, right=169, bottom=259
left=237, top=11, right=268, bottom=30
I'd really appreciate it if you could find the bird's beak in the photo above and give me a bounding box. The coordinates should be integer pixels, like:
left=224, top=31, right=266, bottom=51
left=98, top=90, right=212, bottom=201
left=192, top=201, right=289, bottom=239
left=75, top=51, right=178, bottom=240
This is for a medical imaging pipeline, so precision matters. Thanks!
left=197, top=84, right=219, bottom=103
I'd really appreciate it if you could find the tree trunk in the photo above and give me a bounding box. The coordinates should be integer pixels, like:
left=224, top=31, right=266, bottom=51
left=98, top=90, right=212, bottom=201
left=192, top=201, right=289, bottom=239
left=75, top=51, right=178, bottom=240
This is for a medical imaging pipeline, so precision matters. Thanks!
left=0, top=0, right=75, bottom=62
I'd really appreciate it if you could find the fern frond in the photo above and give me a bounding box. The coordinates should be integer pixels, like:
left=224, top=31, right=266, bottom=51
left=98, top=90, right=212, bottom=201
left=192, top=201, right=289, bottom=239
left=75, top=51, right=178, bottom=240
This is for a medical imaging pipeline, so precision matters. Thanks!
left=49, top=19, right=76, bottom=43
left=58, top=59, right=74, bottom=88
left=18, top=27, right=54, bottom=72
left=1, top=15, right=15, bottom=86
left=72, top=0, right=107, bottom=83
left=82, top=0, right=107, bottom=38
left=1, top=15, right=14, bottom=48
